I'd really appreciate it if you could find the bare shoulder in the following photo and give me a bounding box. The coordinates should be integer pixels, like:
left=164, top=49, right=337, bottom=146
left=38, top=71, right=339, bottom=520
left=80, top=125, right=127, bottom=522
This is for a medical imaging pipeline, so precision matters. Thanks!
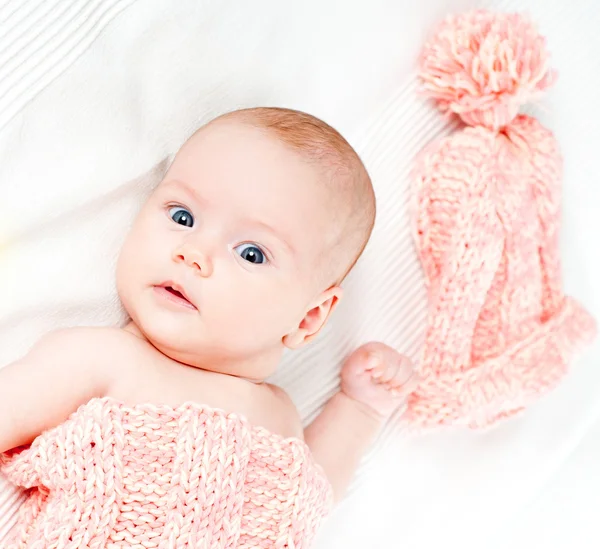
left=36, top=326, right=133, bottom=357
left=260, top=384, right=304, bottom=441
left=0, top=326, right=138, bottom=451
left=32, top=326, right=137, bottom=385
left=36, top=325, right=125, bottom=349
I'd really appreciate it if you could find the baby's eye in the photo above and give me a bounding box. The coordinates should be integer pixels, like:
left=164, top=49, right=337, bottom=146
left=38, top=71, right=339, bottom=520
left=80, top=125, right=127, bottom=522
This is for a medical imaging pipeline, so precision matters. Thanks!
left=234, top=243, right=267, bottom=265
left=168, top=206, right=194, bottom=227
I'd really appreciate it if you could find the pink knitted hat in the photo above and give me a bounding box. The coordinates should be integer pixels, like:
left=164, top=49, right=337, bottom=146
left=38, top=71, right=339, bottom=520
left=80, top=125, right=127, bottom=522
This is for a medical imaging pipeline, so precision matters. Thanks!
left=406, top=10, right=597, bottom=430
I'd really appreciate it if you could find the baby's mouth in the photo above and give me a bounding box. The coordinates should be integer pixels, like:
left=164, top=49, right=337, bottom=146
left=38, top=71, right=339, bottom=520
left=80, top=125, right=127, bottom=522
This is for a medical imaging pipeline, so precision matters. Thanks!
left=155, top=283, right=197, bottom=310
left=165, top=286, right=185, bottom=300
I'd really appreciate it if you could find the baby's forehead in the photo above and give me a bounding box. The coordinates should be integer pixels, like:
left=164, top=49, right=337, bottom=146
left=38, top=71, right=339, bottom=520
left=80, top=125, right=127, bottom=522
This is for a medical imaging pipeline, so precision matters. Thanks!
left=185, top=119, right=283, bottom=153
left=163, top=132, right=337, bottom=231
left=172, top=121, right=333, bottom=197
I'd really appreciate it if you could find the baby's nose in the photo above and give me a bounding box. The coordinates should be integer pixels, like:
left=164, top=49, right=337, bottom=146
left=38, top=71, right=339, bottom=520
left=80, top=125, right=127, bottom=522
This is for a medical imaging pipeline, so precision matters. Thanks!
left=173, top=244, right=213, bottom=277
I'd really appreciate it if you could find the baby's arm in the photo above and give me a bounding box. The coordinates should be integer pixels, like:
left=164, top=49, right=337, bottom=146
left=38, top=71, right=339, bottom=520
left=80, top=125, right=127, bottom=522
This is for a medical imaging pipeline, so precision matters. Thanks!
left=0, top=328, right=110, bottom=453
left=304, top=343, right=416, bottom=503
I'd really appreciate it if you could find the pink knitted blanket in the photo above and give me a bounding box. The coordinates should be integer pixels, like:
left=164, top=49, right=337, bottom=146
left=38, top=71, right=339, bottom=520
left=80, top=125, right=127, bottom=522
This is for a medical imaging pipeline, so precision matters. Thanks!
left=0, top=397, right=332, bottom=548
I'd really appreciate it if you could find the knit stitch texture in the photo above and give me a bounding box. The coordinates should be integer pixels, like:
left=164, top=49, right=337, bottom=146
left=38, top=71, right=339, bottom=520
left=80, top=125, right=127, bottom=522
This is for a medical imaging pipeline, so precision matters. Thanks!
left=405, top=10, right=597, bottom=430
left=0, top=397, right=332, bottom=548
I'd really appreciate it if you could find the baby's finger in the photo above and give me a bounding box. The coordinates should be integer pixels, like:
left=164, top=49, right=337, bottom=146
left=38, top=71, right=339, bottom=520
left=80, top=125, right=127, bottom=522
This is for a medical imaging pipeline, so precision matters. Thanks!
left=390, top=356, right=414, bottom=383
left=391, top=371, right=421, bottom=396
left=365, top=354, right=391, bottom=381
left=364, top=352, right=382, bottom=371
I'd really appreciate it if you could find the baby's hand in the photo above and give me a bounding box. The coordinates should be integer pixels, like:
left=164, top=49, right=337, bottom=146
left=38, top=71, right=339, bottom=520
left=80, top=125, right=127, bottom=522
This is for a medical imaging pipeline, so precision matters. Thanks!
left=341, top=342, right=417, bottom=419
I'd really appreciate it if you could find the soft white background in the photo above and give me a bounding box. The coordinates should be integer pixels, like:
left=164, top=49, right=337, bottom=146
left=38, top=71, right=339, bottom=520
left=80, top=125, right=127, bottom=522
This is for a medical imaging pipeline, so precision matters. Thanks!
left=0, top=0, right=598, bottom=547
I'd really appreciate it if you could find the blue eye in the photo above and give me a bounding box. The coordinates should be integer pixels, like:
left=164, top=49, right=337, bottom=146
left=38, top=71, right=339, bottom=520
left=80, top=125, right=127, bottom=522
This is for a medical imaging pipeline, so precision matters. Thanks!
left=169, top=206, right=194, bottom=227
left=234, top=243, right=267, bottom=265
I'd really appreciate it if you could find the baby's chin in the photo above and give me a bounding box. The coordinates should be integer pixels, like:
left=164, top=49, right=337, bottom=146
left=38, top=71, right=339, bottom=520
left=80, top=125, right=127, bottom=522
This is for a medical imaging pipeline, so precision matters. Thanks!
left=131, top=307, right=203, bottom=356
left=131, top=314, right=279, bottom=379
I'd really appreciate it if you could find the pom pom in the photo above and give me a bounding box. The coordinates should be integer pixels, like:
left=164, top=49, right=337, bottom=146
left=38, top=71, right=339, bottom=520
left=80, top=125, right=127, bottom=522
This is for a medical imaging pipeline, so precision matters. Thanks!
left=419, top=10, right=556, bottom=130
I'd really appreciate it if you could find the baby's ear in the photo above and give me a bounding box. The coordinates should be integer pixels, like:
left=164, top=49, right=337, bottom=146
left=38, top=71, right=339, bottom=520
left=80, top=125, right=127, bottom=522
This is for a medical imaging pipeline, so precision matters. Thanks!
left=282, top=286, right=343, bottom=349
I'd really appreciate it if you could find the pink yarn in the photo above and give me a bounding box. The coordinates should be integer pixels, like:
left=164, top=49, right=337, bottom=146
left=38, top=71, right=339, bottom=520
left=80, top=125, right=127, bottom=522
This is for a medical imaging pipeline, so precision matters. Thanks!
left=407, top=10, right=597, bottom=429
left=419, top=10, right=556, bottom=131
left=0, top=397, right=332, bottom=548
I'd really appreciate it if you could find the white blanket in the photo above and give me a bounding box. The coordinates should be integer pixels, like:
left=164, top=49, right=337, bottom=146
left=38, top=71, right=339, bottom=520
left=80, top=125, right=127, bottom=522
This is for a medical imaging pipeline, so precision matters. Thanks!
left=1, top=0, right=599, bottom=546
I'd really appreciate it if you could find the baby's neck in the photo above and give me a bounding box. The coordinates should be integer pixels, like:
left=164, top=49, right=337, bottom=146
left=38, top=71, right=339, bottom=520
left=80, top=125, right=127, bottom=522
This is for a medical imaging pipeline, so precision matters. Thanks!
left=122, top=321, right=279, bottom=384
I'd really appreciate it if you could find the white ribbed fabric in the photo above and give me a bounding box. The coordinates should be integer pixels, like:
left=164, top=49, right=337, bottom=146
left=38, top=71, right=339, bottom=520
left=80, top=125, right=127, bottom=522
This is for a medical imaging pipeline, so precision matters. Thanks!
left=0, top=0, right=137, bottom=131
left=1, top=0, right=598, bottom=547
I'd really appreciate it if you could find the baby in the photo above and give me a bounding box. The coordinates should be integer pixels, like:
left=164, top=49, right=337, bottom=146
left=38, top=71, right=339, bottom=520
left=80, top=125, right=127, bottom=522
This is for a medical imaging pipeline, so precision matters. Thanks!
left=0, top=107, right=415, bottom=547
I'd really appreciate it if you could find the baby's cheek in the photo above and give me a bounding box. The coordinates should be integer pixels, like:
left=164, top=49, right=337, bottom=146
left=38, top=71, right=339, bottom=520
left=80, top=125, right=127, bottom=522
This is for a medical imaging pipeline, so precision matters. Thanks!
left=217, top=284, right=288, bottom=345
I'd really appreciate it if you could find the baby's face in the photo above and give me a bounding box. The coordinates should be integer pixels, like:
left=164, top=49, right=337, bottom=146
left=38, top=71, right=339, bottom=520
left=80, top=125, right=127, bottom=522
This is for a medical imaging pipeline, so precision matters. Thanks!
left=117, top=120, right=338, bottom=378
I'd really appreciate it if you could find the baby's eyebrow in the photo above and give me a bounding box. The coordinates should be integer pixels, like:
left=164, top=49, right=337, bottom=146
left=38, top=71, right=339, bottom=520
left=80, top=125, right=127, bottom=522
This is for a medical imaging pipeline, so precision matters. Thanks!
left=245, top=218, right=295, bottom=254
left=162, top=179, right=205, bottom=205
